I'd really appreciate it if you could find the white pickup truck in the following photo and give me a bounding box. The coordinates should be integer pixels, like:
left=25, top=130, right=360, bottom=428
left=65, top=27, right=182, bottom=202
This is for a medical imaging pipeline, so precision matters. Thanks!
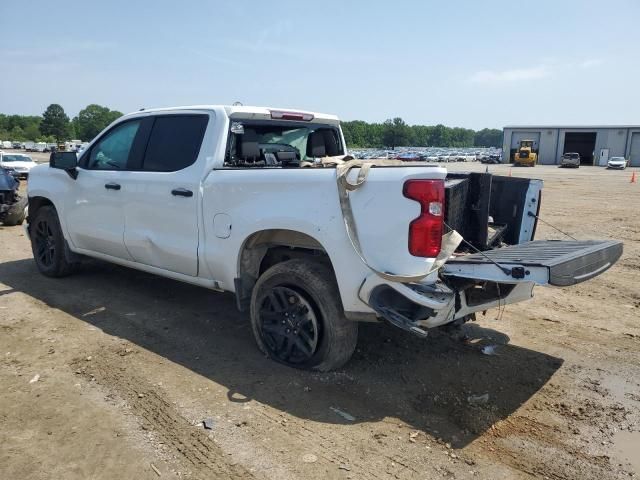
left=26, top=105, right=622, bottom=371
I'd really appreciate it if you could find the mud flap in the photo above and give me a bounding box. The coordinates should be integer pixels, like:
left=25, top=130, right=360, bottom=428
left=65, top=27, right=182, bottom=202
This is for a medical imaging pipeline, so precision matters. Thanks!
left=442, top=240, right=622, bottom=286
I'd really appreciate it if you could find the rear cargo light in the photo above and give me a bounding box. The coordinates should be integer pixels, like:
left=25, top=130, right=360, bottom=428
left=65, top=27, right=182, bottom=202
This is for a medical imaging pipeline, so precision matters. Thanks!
left=403, top=179, right=445, bottom=257
left=270, top=110, right=314, bottom=121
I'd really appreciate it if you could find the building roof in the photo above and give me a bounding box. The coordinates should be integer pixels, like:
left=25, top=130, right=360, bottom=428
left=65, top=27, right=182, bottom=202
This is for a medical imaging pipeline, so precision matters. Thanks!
left=504, top=125, right=640, bottom=130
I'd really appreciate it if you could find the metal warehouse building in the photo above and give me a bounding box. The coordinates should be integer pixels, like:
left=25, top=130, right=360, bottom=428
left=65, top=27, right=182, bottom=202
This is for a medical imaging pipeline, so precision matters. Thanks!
left=502, top=126, right=640, bottom=167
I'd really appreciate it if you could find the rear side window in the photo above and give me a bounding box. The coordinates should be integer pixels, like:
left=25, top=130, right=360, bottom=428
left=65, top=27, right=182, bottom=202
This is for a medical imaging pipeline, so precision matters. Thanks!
left=142, top=115, right=208, bottom=172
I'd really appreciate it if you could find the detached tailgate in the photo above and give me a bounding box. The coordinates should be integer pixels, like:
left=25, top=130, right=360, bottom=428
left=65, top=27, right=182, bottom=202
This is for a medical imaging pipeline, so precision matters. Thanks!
left=443, top=240, right=622, bottom=286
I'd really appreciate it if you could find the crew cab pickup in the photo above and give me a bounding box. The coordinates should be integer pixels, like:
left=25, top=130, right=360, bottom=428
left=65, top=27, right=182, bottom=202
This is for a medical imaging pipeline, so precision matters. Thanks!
left=26, top=105, right=623, bottom=371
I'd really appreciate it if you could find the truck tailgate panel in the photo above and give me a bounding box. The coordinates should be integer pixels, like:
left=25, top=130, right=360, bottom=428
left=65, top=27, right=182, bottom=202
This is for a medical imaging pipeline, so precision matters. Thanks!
left=445, top=240, right=622, bottom=286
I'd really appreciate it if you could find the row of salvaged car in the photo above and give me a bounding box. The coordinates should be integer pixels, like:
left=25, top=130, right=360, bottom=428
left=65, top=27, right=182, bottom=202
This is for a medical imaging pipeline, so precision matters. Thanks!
left=350, top=148, right=503, bottom=163
left=0, top=140, right=89, bottom=153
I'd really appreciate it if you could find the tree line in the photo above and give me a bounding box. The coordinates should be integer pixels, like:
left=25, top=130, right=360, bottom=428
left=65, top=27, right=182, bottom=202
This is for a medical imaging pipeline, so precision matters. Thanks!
left=1, top=105, right=503, bottom=149
left=342, top=117, right=503, bottom=148
left=0, top=104, right=123, bottom=143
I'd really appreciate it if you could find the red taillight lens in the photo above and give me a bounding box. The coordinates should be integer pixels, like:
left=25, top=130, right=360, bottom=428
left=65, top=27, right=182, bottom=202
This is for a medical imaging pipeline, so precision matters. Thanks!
left=403, top=179, right=445, bottom=257
left=270, top=110, right=314, bottom=121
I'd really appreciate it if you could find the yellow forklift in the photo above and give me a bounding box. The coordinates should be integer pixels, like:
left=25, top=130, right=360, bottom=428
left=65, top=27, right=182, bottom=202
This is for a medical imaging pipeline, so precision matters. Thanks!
left=513, top=140, right=538, bottom=166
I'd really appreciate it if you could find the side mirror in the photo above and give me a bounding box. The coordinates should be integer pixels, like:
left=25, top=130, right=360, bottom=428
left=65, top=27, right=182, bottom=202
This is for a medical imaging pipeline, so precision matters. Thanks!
left=50, top=151, right=79, bottom=179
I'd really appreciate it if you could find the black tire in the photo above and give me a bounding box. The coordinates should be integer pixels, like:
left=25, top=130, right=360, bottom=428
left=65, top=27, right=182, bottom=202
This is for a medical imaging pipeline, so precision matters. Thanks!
left=250, top=259, right=358, bottom=372
left=30, top=206, right=76, bottom=277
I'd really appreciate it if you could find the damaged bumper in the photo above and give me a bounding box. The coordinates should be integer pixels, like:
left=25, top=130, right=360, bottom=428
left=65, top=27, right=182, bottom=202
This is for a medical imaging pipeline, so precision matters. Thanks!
left=359, top=274, right=535, bottom=336
left=358, top=239, right=622, bottom=337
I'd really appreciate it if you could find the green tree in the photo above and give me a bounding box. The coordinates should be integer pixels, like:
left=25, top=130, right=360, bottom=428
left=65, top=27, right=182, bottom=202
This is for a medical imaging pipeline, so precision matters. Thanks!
left=74, top=104, right=123, bottom=141
left=40, top=104, right=70, bottom=142
left=9, top=126, right=25, bottom=141
left=411, top=125, right=434, bottom=146
left=474, top=128, right=503, bottom=147
left=382, top=117, right=412, bottom=149
left=24, top=123, right=41, bottom=141
left=430, top=124, right=450, bottom=147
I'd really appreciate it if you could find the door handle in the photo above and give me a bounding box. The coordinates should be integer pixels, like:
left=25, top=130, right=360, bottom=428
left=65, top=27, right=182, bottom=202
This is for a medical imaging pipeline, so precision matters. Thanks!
left=171, top=188, right=193, bottom=197
left=105, top=183, right=121, bottom=190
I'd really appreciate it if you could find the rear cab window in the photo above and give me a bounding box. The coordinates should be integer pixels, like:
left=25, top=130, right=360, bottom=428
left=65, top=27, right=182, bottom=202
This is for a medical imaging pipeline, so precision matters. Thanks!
left=224, top=120, right=344, bottom=168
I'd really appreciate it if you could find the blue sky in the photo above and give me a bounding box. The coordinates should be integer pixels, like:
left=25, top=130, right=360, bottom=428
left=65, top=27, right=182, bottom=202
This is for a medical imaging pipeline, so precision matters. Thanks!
left=1, top=0, right=639, bottom=129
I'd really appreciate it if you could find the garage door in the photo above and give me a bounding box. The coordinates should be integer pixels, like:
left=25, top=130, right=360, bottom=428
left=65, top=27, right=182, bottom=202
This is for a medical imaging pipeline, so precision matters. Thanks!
left=629, top=132, right=640, bottom=167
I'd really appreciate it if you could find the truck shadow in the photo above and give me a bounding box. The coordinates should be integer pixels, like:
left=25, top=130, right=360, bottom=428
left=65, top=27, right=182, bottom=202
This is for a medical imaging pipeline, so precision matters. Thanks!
left=0, top=258, right=562, bottom=448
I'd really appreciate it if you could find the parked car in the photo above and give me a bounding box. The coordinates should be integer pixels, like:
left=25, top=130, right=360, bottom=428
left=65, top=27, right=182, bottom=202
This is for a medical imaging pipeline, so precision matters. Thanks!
left=32, top=142, right=49, bottom=153
left=0, top=152, right=37, bottom=179
left=26, top=105, right=622, bottom=371
left=0, top=167, right=27, bottom=226
left=560, top=152, right=580, bottom=168
left=12, top=142, right=22, bottom=149
left=607, top=156, right=628, bottom=170
left=481, top=153, right=501, bottom=164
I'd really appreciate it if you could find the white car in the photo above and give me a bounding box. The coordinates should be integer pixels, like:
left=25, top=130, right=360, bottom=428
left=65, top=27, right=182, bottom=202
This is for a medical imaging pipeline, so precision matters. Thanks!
left=607, top=156, right=628, bottom=170
left=0, top=152, right=37, bottom=179
left=25, top=105, right=623, bottom=371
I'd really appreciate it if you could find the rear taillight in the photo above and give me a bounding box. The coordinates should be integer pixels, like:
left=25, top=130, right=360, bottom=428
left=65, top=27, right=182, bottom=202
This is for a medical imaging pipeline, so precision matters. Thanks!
left=403, top=179, right=445, bottom=257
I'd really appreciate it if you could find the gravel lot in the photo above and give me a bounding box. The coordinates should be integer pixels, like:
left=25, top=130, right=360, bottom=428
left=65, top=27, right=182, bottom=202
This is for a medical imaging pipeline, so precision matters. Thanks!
left=1, top=164, right=639, bottom=479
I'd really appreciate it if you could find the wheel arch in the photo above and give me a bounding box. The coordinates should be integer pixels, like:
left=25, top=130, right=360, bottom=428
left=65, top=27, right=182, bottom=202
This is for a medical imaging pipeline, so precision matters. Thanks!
left=27, top=196, right=56, bottom=220
left=234, top=228, right=336, bottom=311
left=26, top=196, right=57, bottom=232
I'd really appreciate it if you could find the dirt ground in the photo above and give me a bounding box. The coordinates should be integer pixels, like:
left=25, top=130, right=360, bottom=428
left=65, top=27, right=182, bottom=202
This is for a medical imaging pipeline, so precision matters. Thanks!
left=1, top=164, right=639, bottom=480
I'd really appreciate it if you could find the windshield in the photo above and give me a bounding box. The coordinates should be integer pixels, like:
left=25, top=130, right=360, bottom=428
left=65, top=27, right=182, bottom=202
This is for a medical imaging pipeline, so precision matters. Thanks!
left=563, top=153, right=579, bottom=159
left=225, top=120, right=344, bottom=167
left=609, top=157, right=624, bottom=161
left=2, top=155, right=34, bottom=163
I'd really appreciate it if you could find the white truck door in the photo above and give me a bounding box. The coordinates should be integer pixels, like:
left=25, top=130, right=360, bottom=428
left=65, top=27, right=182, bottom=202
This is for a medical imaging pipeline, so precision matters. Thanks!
left=65, top=119, right=143, bottom=259
left=122, top=114, right=209, bottom=277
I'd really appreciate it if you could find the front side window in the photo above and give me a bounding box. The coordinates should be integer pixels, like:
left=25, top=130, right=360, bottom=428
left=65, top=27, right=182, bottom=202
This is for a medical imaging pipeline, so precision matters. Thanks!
left=88, top=120, right=141, bottom=170
left=142, top=115, right=208, bottom=172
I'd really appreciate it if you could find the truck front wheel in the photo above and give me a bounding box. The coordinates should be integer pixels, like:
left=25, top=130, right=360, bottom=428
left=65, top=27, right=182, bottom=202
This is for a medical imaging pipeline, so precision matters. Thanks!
left=30, top=206, right=76, bottom=277
left=250, top=259, right=358, bottom=371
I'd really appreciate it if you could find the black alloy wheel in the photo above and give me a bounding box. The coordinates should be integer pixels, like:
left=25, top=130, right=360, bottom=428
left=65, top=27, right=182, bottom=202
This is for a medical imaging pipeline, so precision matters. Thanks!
left=257, top=286, right=320, bottom=365
left=34, top=218, right=56, bottom=267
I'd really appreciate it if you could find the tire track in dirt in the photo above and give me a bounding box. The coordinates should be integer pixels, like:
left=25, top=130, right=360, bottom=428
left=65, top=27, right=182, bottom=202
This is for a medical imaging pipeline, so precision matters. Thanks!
left=72, top=351, right=255, bottom=480
left=251, top=408, right=412, bottom=480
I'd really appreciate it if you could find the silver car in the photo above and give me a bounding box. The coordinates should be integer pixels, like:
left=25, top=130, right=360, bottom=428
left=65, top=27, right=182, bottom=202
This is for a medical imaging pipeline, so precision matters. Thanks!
left=560, top=152, right=580, bottom=168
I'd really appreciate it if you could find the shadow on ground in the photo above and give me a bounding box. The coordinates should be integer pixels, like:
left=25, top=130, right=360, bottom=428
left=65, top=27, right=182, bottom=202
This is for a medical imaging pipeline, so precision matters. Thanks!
left=0, top=259, right=562, bottom=447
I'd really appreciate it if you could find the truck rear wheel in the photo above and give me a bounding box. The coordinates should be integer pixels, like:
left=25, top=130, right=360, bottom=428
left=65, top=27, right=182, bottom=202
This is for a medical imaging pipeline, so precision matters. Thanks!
left=250, top=259, right=358, bottom=371
left=30, top=206, right=76, bottom=277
